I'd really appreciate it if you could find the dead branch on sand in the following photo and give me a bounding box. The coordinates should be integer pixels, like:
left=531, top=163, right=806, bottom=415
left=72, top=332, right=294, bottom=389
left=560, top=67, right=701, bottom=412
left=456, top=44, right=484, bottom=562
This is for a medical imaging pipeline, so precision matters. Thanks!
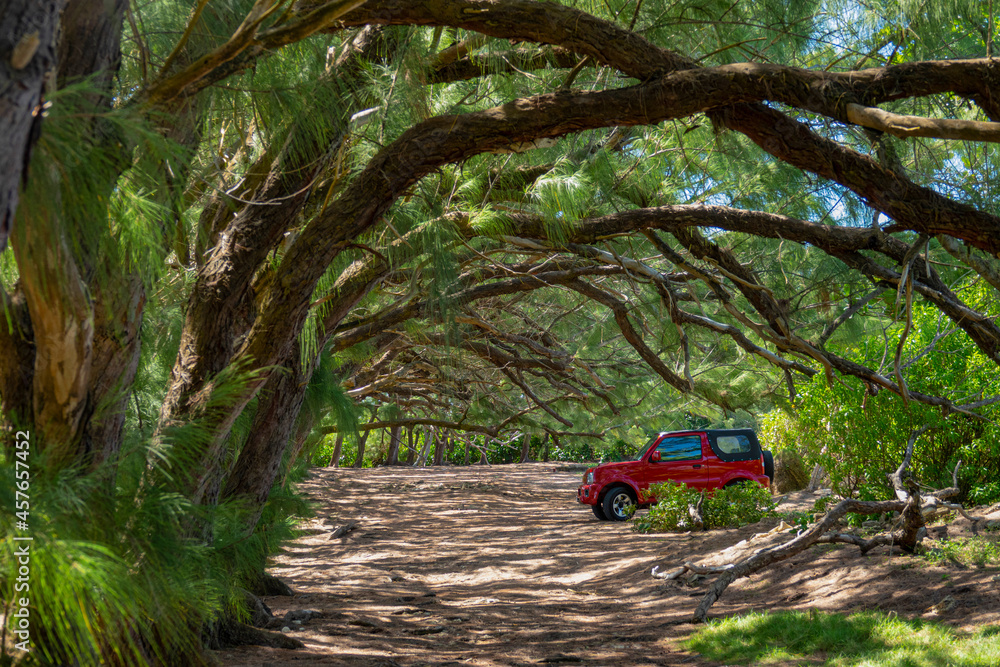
left=648, top=427, right=983, bottom=622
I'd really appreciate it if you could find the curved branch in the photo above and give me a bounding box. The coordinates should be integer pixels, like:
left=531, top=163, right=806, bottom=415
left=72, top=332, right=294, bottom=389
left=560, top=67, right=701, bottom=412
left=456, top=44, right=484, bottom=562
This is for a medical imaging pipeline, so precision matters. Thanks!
left=428, top=48, right=581, bottom=83
left=319, top=418, right=497, bottom=437
left=500, top=368, right=573, bottom=427
left=847, top=102, right=1000, bottom=143
left=563, top=278, right=691, bottom=395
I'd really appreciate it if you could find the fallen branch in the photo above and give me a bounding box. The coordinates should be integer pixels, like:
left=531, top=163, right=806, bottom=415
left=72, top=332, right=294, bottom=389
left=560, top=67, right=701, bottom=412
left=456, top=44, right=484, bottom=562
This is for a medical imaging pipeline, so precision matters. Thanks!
left=652, top=561, right=733, bottom=580
left=682, top=427, right=963, bottom=621
left=691, top=498, right=905, bottom=622
left=328, top=520, right=359, bottom=539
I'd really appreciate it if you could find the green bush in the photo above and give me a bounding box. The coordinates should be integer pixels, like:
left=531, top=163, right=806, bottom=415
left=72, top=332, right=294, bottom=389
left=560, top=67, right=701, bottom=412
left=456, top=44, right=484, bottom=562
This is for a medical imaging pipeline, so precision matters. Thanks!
left=921, top=536, right=1000, bottom=568
left=632, top=481, right=777, bottom=533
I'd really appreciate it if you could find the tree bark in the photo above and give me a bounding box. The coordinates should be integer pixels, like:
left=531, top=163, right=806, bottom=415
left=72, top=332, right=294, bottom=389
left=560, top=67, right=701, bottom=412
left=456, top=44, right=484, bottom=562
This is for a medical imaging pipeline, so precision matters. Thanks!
left=519, top=432, right=532, bottom=463
left=404, top=426, right=415, bottom=465
left=2, top=0, right=145, bottom=475
left=477, top=439, right=488, bottom=465
left=82, top=277, right=144, bottom=472
left=353, top=428, right=371, bottom=468
left=0, top=286, right=35, bottom=433
left=328, top=433, right=344, bottom=467
left=57, top=0, right=126, bottom=96
left=0, top=0, right=64, bottom=251
left=433, top=429, right=446, bottom=466
left=222, top=348, right=318, bottom=521
left=386, top=424, right=402, bottom=465
left=155, top=26, right=393, bottom=502
left=13, top=196, right=94, bottom=464
left=415, top=426, right=431, bottom=466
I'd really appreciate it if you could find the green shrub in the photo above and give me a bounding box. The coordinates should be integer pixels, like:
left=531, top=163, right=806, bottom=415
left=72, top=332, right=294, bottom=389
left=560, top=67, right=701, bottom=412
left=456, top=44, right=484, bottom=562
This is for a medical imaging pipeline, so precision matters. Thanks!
left=921, top=536, right=1000, bottom=568
left=813, top=495, right=835, bottom=512
left=632, top=481, right=777, bottom=533
left=969, top=479, right=1000, bottom=506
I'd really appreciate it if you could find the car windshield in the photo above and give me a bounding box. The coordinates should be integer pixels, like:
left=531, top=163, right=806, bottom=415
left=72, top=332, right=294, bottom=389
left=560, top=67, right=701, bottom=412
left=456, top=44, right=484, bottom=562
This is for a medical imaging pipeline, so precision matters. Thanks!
left=636, top=434, right=659, bottom=461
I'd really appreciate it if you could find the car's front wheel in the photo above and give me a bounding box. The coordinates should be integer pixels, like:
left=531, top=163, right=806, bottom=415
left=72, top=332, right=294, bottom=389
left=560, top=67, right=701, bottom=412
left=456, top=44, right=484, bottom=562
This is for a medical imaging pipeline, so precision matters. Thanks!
left=602, top=487, right=636, bottom=521
left=591, top=503, right=607, bottom=520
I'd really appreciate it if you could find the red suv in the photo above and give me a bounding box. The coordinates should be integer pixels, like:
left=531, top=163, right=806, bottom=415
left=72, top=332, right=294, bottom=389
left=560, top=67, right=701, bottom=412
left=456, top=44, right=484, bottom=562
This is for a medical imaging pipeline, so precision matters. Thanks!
left=577, top=429, right=773, bottom=521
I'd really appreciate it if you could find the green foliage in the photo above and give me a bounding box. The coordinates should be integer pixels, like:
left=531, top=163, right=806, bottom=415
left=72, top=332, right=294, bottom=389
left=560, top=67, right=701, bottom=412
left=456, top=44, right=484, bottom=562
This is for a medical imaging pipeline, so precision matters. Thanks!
left=631, top=481, right=777, bottom=533
left=0, top=454, right=216, bottom=665
left=757, top=409, right=803, bottom=456
left=0, top=359, right=310, bottom=663
left=766, top=355, right=1000, bottom=502
left=813, top=495, right=835, bottom=513
left=970, top=481, right=1000, bottom=506
left=686, top=609, right=1000, bottom=666
left=921, top=536, right=1000, bottom=568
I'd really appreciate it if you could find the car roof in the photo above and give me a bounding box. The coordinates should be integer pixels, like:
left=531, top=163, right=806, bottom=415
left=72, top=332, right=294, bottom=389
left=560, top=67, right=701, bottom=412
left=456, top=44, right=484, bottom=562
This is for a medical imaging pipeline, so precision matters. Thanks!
left=655, top=428, right=755, bottom=437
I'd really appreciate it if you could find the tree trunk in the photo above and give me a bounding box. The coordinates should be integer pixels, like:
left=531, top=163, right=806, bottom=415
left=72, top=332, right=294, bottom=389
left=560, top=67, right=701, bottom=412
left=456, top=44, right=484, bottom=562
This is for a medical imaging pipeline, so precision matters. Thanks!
left=477, top=438, right=488, bottom=465
left=154, top=28, right=394, bottom=502
left=14, top=164, right=95, bottom=465
left=519, top=432, right=532, bottom=463
left=3, top=0, right=152, bottom=477
left=405, top=426, right=415, bottom=464
left=433, top=429, right=446, bottom=466
left=354, top=429, right=371, bottom=468
left=386, top=424, right=402, bottom=465
left=807, top=463, right=826, bottom=491
left=0, top=0, right=64, bottom=251
left=541, top=433, right=550, bottom=462
left=221, top=349, right=318, bottom=522
left=328, top=434, right=344, bottom=467
left=82, top=277, right=144, bottom=473
left=57, top=0, right=126, bottom=96
left=463, top=435, right=470, bottom=466
left=0, top=287, right=35, bottom=434
left=415, top=426, right=431, bottom=466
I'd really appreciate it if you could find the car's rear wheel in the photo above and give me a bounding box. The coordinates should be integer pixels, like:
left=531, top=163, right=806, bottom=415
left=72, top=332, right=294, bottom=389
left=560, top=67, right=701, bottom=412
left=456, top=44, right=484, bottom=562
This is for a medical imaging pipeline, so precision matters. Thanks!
left=602, top=487, right=636, bottom=521
left=591, top=503, right=607, bottom=520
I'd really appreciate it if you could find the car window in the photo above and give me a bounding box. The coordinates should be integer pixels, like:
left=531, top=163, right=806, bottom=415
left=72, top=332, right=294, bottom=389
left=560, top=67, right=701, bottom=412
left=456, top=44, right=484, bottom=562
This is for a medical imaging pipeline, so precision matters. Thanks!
left=654, top=435, right=702, bottom=461
left=716, top=435, right=751, bottom=454
left=636, top=434, right=659, bottom=460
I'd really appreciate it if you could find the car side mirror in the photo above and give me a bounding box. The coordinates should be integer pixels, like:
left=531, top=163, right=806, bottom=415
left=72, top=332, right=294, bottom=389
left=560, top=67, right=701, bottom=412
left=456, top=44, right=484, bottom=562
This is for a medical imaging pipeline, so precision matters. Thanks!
left=650, top=451, right=661, bottom=462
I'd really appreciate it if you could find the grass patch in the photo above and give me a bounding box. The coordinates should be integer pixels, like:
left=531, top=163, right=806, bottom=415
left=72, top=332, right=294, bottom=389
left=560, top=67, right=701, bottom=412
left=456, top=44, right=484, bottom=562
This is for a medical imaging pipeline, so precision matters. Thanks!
left=686, top=610, right=1000, bottom=666
left=921, top=536, right=1000, bottom=568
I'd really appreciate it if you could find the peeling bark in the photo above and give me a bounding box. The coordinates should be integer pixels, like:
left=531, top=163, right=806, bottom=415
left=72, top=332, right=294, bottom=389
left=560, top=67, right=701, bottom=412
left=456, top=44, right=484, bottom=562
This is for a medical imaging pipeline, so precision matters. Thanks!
left=13, top=204, right=94, bottom=463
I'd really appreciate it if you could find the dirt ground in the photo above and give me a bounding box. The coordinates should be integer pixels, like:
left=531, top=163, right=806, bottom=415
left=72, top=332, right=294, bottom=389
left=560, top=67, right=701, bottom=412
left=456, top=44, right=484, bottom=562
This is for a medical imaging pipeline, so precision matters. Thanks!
left=215, top=463, right=1000, bottom=667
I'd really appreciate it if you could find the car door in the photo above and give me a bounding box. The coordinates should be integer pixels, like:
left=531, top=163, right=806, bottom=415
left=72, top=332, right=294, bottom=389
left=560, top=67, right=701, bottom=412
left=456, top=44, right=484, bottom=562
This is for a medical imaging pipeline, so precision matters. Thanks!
left=640, top=433, right=709, bottom=498
left=706, top=432, right=760, bottom=487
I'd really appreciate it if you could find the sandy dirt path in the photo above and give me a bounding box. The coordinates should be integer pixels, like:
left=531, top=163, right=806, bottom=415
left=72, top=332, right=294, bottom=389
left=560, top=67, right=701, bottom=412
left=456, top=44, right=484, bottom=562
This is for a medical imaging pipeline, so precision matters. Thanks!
left=215, top=463, right=1000, bottom=667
